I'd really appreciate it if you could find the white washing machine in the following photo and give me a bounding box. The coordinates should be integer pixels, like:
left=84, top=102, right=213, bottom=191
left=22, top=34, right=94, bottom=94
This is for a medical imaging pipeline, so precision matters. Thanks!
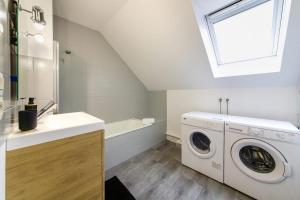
left=181, top=112, right=225, bottom=183
left=225, top=116, right=300, bottom=200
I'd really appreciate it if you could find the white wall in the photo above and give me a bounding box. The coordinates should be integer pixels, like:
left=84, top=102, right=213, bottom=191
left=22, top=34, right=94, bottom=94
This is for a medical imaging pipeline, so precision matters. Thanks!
left=0, top=1, right=8, bottom=191
left=54, top=16, right=150, bottom=123
left=19, top=0, right=53, bottom=59
left=298, top=85, right=300, bottom=127
left=149, top=91, right=167, bottom=121
left=0, top=0, right=10, bottom=110
left=167, top=87, right=299, bottom=139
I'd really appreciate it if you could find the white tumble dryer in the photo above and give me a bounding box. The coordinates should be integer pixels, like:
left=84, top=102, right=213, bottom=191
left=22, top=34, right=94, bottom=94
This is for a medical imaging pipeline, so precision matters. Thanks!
left=225, top=116, right=300, bottom=200
left=181, top=112, right=226, bottom=183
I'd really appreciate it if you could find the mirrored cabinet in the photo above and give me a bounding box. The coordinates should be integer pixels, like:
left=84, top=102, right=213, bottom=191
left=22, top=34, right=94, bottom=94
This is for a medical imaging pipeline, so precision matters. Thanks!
left=7, top=0, right=57, bottom=114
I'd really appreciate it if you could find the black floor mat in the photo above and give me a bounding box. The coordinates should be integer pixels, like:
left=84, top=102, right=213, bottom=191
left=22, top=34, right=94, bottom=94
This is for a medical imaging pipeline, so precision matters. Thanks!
left=105, top=176, right=135, bottom=200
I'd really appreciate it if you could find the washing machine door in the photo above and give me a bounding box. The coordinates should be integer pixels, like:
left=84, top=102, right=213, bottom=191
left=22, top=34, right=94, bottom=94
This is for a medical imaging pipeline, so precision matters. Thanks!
left=187, top=129, right=216, bottom=159
left=231, top=139, right=291, bottom=183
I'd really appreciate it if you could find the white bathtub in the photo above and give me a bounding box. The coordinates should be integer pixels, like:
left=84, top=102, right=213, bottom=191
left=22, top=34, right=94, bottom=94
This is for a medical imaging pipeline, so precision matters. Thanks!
left=104, top=118, right=166, bottom=170
left=105, top=119, right=151, bottom=139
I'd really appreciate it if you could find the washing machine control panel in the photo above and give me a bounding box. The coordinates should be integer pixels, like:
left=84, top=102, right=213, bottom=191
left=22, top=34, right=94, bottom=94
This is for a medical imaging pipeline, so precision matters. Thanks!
left=226, top=123, right=300, bottom=143
left=248, top=127, right=264, bottom=137
left=263, top=130, right=300, bottom=143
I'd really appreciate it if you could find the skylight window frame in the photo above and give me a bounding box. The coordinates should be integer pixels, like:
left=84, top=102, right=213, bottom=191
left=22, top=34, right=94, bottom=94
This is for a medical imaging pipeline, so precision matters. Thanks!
left=205, top=0, right=284, bottom=65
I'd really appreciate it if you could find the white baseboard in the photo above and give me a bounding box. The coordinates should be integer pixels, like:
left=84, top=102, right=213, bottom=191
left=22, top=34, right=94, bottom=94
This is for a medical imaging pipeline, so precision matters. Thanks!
left=166, top=133, right=181, bottom=145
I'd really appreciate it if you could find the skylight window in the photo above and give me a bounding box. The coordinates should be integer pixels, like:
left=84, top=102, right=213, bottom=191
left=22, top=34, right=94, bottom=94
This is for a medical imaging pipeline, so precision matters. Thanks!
left=191, top=0, right=291, bottom=77
left=206, top=0, right=283, bottom=65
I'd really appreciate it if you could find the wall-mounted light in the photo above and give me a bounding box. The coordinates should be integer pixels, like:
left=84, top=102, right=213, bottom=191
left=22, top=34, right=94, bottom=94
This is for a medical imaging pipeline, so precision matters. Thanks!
left=26, top=32, right=45, bottom=43
left=19, top=5, right=46, bottom=26
left=31, top=6, right=46, bottom=25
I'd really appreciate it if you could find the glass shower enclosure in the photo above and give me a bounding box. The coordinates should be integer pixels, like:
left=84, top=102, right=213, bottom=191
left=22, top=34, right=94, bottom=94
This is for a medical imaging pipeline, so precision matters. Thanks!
left=59, top=46, right=87, bottom=113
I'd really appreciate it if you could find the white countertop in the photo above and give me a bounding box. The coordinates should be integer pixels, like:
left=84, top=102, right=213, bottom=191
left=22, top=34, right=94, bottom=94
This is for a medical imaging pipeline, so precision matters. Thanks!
left=5, top=112, right=105, bottom=151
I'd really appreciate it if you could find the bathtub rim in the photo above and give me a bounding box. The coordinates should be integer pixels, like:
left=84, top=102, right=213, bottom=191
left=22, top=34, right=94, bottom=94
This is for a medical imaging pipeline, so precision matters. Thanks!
left=105, top=119, right=165, bottom=140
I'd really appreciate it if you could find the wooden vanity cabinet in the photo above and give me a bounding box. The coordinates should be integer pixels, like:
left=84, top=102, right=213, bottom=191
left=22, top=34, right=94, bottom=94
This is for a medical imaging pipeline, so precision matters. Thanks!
left=6, top=131, right=104, bottom=200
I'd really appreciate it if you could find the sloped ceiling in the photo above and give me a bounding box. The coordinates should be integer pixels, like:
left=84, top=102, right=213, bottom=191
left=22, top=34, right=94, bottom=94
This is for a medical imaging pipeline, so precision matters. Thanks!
left=53, top=0, right=128, bottom=30
left=53, top=0, right=300, bottom=90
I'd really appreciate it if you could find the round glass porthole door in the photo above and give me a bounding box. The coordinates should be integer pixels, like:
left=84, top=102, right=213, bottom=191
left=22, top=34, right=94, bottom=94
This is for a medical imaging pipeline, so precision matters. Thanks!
left=239, top=146, right=275, bottom=173
left=188, top=131, right=216, bottom=159
left=231, top=139, right=291, bottom=183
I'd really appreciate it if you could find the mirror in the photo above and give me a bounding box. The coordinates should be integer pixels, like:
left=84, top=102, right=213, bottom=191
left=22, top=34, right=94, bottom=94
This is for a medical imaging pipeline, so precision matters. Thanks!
left=8, top=0, right=58, bottom=114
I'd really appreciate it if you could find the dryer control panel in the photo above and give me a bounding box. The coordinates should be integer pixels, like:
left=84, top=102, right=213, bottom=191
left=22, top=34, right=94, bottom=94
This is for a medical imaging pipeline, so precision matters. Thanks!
left=226, top=123, right=300, bottom=144
left=182, top=115, right=224, bottom=132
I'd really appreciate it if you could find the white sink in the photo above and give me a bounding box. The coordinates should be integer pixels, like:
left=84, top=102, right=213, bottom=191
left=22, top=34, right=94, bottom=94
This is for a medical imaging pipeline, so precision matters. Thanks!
left=43, top=112, right=103, bottom=130
left=6, top=112, right=105, bottom=151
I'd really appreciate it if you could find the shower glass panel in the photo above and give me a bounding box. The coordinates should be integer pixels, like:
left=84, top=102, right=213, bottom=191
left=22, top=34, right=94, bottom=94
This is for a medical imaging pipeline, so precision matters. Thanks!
left=59, top=46, right=87, bottom=113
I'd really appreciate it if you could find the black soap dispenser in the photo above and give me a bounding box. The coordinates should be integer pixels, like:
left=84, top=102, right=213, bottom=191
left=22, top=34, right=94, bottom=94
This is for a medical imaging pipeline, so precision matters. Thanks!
left=18, top=97, right=38, bottom=132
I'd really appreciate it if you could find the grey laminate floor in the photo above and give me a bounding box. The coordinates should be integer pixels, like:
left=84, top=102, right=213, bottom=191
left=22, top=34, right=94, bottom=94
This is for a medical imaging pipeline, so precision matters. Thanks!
left=106, top=141, right=254, bottom=200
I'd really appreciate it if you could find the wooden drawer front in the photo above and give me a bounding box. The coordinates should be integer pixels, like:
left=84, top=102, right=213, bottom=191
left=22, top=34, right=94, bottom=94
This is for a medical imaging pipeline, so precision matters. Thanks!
left=6, top=131, right=104, bottom=200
